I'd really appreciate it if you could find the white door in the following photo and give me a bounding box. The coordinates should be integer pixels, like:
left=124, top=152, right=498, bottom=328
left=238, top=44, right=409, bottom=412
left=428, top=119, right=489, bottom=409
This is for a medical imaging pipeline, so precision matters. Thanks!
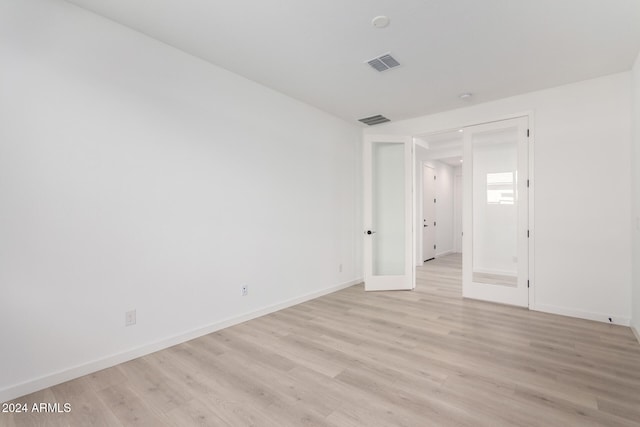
left=422, top=165, right=436, bottom=261
left=363, top=135, right=414, bottom=291
left=462, top=117, right=529, bottom=307
left=454, top=172, right=463, bottom=253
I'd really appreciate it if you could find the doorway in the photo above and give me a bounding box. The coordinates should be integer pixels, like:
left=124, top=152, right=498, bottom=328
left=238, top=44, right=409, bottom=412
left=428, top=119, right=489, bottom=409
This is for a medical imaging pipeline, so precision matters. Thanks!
left=422, top=165, right=436, bottom=262
left=414, top=115, right=532, bottom=308
left=415, top=132, right=462, bottom=265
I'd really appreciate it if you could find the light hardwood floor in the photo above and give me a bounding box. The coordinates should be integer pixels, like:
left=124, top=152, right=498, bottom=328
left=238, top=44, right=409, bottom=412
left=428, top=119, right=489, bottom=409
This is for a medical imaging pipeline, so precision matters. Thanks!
left=472, top=271, right=517, bottom=287
left=3, top=254, right=640, bottom=426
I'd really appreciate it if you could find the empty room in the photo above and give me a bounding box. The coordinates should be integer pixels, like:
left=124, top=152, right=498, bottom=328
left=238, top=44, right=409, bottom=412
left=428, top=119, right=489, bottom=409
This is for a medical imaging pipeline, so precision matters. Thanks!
left=2, top=0, right=640, bottom=426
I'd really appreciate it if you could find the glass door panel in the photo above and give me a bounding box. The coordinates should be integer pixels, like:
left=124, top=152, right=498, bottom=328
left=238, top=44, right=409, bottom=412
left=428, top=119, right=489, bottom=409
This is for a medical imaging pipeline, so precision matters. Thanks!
left=372, top=142, right=405, bottom=275
left=472, top=128, right=518, bottom=287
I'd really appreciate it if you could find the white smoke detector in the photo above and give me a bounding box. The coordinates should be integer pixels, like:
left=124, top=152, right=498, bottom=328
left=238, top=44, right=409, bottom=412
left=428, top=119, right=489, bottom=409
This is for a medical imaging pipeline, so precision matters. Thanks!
left=372, top=16, right=390, bottom=28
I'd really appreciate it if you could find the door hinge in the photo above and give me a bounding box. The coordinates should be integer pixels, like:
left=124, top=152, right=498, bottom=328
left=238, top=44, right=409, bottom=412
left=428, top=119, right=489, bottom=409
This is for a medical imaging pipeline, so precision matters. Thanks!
left=434, top=221, right=436, bottom=227
left=434, top=198, right=436, bottom=203
left=527, top=230, right=530, bottom=238
left=527, top=179, right=529, bottom=188
left=527, top=280, right=530, bottom=288
left=434, top=175, right=437, bottom=180
left=527, top=129, right=530, bottom=137
left=434, top=244, right=436, bottom=250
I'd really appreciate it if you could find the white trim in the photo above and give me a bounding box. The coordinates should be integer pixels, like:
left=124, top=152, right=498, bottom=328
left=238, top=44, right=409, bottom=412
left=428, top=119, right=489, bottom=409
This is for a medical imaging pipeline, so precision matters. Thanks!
left=414, top=143, right=421, bottom=268
left=632, top=327, right=640, bottom=344
left=0, top=278, right=362, bottom=404
left=534, top=303, right=631, bottom=326
left=406, top=110, right=536, bottom=140
left=411, top=141, right=416, bottom=289
left=527, top=112, right=536, bottom=310
left=416, top=160, right=423, bottom=267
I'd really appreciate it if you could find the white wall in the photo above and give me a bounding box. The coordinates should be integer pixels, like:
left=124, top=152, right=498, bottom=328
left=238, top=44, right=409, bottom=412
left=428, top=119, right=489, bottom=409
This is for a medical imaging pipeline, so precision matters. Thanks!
left=0, top=0, right=362, bottom=401
left=433, top=162, right=454, bottom=257
left=367, top=72, right=633, bottom=324
left=414, top=147, right=454, bottom=264
left=632, top=52, right=640, bottom=338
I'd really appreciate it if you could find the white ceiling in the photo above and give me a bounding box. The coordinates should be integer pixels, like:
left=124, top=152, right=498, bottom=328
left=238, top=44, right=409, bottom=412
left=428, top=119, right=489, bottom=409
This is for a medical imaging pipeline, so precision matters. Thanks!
left=417, top=129, right=463, bottom=165
left=438, top=156, right=463, bottom=167
left=65, top=0, right=640, bottom=125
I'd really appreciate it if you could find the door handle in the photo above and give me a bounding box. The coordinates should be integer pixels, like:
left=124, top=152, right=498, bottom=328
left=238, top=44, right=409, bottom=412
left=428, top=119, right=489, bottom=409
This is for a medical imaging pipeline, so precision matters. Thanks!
left=365, top=230, right=376, bottom=235
left=424, top=224, right=428, bottom=227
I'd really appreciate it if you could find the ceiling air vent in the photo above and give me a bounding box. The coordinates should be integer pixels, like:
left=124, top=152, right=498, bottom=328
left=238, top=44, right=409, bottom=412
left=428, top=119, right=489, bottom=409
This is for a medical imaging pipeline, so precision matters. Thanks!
left=358, top=115, right=390, bottom=126
left=366, top=53, right=400, bottom=72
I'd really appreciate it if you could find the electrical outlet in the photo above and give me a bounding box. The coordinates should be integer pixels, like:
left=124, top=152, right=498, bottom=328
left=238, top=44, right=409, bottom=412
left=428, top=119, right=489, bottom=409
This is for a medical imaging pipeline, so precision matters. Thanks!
left=125, top=310, right=136, bottom=326
left=241, top=285, right=248, bottom=296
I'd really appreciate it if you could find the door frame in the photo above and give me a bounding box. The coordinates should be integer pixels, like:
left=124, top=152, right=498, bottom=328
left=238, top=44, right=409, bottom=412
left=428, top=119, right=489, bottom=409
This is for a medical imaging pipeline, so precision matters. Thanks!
left=420, top=163, right=436, bottom=264
left=462, top=116, right=529, bottom=307
left=410, top=111, right=535, bottom=308
left=362, top=134, right=415, bottom=291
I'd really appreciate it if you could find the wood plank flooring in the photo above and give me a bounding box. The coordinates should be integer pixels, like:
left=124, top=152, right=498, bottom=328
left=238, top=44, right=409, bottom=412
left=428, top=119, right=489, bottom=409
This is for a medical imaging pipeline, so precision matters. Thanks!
left=3, top=254, right=640, bottom=426
left=472, top=271, right=517, bottom=287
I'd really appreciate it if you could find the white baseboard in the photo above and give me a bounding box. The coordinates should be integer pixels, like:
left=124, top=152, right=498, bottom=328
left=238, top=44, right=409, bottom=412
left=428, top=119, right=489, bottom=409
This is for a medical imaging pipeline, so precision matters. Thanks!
left=534, top=303, right=630, bottom=326
left=0, top=278, right=362, bottom=404
left=632, top=326, right=640, bottom=344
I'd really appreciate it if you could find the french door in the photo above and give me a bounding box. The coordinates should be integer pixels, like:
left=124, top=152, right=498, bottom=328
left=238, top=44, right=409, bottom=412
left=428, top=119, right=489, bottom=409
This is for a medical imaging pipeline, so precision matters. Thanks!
left=462, top=117, right=529, bottom=306
left=363, top=135, right=414, bottom=291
